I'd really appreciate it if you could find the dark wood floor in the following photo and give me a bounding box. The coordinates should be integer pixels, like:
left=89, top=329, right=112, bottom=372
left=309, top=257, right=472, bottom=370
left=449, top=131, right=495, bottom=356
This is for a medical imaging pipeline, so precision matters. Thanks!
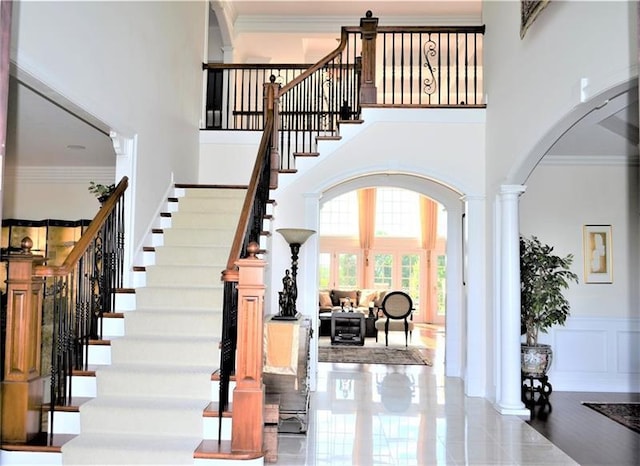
left=526, top=391, right=640, bottom=466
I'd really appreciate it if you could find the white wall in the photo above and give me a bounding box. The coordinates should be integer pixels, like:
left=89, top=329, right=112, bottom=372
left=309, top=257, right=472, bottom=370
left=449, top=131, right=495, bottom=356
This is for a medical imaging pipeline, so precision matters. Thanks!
left=483, top=0, right=637, bottom=189
left=10, top=0, right=208, bottom=257
left=2, top=167, right=114, bottom=220
left=520, top=161, right=640, bottom=390
left=199, top=131, right=260, bottom=185
left=521, top=162, right=639, bottom=319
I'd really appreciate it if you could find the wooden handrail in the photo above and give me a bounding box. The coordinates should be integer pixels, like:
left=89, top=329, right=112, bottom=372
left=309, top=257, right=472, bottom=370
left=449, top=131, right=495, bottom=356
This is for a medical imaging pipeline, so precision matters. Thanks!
left=224, top=114, right=274, bottom=274
left=34, top=177, right=128, bottom=276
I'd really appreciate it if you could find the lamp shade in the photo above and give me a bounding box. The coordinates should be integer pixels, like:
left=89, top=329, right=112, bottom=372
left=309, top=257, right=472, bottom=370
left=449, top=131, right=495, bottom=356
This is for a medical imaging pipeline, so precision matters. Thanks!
left=277, top=228, right=316, bottom=245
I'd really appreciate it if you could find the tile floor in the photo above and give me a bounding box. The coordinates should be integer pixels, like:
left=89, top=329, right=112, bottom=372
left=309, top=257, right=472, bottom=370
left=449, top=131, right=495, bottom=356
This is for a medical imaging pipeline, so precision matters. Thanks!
left=275, top=325, right=578, bottom=465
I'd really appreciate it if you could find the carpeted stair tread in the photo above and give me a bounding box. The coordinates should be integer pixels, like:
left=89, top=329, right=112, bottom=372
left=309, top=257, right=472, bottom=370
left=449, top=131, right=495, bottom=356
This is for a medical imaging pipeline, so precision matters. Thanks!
left=62, top=432, right=202, bottom=465
left=78, top=396, right=209, bottom=437
left=170, top=212, right=242, bottom=229
left=63, top=188, right=242, bottom=465
left=144, top=264, right=228, bottom=286
left=160, top=228, right=235, bottom=248
left=134, top=286, right=223, bottom=309
left=110, top=336, right=220, bottom=366
left=96, top=364, right=216, bottom=399
left=175, top=196, right=244, bottom=213
left=152, top=246, right=229, bottom=266
left=124, top=309, right=222, bottom=336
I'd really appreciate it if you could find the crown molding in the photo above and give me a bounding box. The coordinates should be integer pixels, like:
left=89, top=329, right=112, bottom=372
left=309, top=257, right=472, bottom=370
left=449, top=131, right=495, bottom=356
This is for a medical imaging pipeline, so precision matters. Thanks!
left=234, top=14, right=481, bottom=34
left=541, top=154, right=639, bottom=166
left=4, top=166, right=116, bottom=183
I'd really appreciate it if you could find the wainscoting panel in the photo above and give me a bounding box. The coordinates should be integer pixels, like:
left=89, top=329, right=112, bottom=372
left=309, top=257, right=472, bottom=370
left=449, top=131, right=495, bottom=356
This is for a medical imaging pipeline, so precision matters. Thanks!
left=553, top=329, right=607, bottom=373
left=543, top=317, right=640, bottom=392
left=616, top=330, right=640, bottom=373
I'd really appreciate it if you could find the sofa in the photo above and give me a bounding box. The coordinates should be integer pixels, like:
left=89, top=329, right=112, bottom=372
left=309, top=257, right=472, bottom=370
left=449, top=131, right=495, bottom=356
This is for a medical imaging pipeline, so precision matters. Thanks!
left=318, top=288, right=387, bottom=314
left=318, top=288, right=388, bottom=337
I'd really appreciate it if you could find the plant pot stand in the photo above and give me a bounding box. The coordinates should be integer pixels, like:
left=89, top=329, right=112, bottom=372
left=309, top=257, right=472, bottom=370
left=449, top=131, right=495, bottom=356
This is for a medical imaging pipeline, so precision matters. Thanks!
left=521, top=372, right=553, bottom=407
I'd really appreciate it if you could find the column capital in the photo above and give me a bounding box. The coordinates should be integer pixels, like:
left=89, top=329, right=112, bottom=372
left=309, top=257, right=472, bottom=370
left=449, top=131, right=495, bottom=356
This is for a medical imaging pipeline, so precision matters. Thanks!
left=499, top=184, right=526, bottom=196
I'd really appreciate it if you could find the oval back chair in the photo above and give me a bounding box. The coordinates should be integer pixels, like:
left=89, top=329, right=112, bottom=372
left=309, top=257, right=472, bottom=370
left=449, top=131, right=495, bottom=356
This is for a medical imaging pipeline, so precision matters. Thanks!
left=374, top=291, right=414, bottom=347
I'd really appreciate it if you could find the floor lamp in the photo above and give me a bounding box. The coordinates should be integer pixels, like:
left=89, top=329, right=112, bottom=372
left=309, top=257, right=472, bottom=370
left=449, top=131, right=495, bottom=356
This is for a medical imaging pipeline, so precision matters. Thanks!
left=275, top=228, right=316, bottom=320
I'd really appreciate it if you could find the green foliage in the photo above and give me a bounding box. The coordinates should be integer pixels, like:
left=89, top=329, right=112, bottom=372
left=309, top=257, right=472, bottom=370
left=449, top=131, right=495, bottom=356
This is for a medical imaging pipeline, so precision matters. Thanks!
left=520, top=235, right=579, bottom=347
left=88, top=181, right=116, bottom=199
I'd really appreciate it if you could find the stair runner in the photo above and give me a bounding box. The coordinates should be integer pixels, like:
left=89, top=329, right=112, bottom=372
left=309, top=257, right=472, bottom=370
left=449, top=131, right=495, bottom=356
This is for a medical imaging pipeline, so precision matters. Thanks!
left=61, top=188, right=245, bottom=465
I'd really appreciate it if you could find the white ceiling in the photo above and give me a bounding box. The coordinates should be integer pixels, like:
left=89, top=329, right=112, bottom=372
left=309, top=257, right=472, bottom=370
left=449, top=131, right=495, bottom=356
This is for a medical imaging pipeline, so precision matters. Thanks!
left=5, top=0, right=637, bottom=172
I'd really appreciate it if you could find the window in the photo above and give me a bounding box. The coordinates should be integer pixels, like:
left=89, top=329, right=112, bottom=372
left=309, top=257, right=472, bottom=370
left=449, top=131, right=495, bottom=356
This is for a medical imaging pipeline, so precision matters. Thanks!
left=375, top=188, right=420, bottom=238
left=320, top=191, right=358, bottom=237
left=337, top=253, right=358, bottom=288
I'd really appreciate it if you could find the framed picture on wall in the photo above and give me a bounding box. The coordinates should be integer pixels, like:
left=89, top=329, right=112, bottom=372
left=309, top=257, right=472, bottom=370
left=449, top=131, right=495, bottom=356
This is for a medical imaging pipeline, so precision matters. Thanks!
left=583, top=225, right=613, bottom=284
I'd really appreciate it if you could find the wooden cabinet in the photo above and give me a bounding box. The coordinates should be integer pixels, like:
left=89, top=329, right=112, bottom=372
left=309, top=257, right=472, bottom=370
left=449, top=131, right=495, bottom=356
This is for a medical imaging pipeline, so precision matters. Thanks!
left=263, top=317, right=311, bottom=433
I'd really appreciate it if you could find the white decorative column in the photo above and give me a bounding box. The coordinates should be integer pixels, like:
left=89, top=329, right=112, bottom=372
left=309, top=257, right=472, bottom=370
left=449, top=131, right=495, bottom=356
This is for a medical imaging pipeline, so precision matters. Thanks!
left=496, top=185, right=529, bottom=415
left=110, top=131, right=136, bottom=288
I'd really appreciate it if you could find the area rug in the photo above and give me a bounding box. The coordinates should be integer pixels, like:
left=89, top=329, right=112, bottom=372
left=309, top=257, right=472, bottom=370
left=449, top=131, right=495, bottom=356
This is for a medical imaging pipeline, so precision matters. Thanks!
left=582, top=402, right=640, bottom=434
left=318, top=345, right=431, bottom=365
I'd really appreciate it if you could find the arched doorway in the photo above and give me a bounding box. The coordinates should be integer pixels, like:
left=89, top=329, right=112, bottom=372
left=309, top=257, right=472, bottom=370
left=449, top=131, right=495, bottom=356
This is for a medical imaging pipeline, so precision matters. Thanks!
left=313, top=173, right=465, bottom=378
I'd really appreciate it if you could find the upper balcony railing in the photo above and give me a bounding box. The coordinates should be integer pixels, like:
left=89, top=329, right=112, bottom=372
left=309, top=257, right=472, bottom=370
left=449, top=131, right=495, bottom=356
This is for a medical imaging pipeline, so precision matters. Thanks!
left=203, top=11, right=485, bottom=169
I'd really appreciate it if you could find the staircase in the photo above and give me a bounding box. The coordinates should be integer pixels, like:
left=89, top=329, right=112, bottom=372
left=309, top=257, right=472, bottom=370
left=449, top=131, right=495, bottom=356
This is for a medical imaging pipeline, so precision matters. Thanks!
left=2, top=187, right=268, bottom=465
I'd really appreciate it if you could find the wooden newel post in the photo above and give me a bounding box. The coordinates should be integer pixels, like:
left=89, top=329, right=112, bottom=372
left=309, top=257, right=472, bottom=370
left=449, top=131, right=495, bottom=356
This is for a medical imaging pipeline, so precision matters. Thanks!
left=359, top=10, right=379, bottom=105
left=264, top=76, right=281, bottom=189
left=1, top=237, right=46, bottom=443
left=231, top=242, right=266, bottom=454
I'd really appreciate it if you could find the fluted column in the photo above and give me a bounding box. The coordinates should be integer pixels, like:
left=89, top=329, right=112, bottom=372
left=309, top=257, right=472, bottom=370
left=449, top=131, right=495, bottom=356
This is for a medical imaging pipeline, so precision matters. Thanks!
left=496, top=185, right=529, bottom=415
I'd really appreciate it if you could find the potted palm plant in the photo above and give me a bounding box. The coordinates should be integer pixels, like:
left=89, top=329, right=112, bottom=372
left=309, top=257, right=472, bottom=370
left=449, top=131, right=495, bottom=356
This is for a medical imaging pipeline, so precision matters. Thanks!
left=520, top=235, right=579, bottom=376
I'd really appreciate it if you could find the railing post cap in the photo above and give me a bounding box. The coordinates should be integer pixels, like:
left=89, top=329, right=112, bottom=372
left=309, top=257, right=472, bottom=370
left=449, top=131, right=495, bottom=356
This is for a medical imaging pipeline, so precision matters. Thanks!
left=21, top=236, right=33, bottom=253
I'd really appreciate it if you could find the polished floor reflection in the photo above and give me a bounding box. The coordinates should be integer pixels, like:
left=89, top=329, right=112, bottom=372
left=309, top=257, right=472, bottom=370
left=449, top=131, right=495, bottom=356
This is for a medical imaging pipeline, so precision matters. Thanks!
left=275, top=325, right=577, bottom=465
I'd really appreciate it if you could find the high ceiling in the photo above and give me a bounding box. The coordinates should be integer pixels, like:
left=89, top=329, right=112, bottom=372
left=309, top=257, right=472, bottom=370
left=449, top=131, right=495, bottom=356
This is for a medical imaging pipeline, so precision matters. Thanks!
left=5, top=0, right=637, bottom=173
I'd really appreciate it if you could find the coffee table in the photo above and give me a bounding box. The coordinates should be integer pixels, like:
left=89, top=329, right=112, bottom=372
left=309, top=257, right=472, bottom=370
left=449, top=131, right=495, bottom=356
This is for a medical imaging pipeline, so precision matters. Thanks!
left=331, top=312, right=365, bottom=345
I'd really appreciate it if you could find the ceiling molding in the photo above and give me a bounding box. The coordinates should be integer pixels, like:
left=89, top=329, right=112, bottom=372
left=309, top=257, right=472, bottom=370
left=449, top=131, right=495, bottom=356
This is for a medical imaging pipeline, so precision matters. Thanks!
left=5, top=166, right=116, bottom=183
left=234, top=14, right=481, bottom=33
left=542, top=154, right=639, bottom=166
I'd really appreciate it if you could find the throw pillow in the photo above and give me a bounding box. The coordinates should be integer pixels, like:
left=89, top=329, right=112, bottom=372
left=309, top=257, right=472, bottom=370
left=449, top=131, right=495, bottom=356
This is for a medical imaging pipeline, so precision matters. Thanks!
left=358, top=289, right=379, bottom=308
left=331, top=289, right=359, bottom=307
left=319, top=291, right=332, bottom=307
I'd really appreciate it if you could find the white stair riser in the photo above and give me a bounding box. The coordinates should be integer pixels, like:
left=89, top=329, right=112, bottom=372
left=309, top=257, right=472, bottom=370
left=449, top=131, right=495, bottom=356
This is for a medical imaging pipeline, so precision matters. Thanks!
left=0, top=451, right=62, bottom=466
left=135, top=287, right=223, bottom=310
left=132, top=270, right=147, bottom=287
left=87, top=345, right=111, bottom=365
left=115, top=293, right=136, bottom=311
left=101, top=317, right=124, bottom=338
left=51, top=411, right=231, bottom=440
left=71, top=375, right=97, bottom=398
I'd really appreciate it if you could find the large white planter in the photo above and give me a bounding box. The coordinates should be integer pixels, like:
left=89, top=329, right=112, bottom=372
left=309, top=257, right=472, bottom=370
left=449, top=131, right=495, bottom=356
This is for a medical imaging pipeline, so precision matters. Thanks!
left=521, top=344, right=553, bottom=377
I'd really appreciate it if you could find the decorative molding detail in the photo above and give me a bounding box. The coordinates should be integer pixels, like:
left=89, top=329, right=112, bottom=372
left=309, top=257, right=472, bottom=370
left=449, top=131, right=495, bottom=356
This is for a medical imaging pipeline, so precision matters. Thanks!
left=4, top=166, right=115, bottom=183
left=542, top=154, right=640, bottom=166
left=235, top=15, right=482, bottom=34
left=109, top=131, right=130, bottom=158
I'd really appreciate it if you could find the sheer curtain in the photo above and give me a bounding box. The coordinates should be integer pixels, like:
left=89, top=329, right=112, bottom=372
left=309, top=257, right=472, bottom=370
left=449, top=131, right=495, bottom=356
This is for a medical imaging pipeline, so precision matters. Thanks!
left=358, top=188, right=376, bottom=285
